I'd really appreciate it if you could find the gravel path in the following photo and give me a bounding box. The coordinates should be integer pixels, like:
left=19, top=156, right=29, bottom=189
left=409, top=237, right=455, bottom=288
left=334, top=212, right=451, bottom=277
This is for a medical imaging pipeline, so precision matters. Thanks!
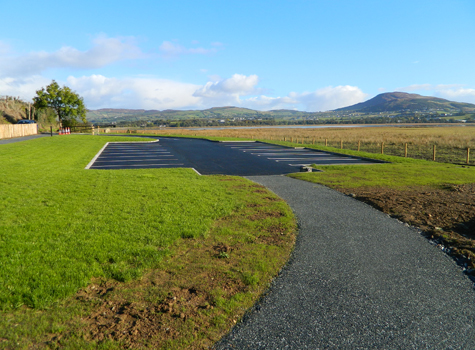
left=215, top=175, right=475, bottom=349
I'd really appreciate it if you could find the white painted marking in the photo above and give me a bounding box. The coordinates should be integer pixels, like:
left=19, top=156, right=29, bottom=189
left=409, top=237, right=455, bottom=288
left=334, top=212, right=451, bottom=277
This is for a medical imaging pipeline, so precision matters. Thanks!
left=85, top=142, right=109, bottom=169
left=91, top=163, right=184, bottom=167
left=94, top=159, right=179, bottom=163
left=228, top=147, right=278, bottom=149
left=250, top=152, right=316, bottom=156
left=242, top=149, right=311, bottom=152
left=103, top=150, right=169, bottom=153
left=100, top=155, right=174, bottom=158
left=269, top=157, right=347, bottom=160
left=219, top=140, right=256, bottom=143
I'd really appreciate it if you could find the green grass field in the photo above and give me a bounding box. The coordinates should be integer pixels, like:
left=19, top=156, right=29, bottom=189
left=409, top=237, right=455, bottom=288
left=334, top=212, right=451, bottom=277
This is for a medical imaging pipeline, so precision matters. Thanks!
left=0, top=136, right=238, bottom=309
left=285, top=144, right=475, bottom=188
left=0, top=135, right=297, bottom=349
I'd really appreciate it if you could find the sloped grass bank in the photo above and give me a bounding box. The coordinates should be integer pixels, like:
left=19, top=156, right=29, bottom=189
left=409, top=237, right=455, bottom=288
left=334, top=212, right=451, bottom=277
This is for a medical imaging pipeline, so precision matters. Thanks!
left=0, top=136, right=296, bottom=348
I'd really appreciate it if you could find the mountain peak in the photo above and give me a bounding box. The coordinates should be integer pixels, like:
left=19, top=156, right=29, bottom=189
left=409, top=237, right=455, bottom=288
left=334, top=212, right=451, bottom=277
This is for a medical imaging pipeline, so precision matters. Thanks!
left=335, top=92, right=475, bottom=113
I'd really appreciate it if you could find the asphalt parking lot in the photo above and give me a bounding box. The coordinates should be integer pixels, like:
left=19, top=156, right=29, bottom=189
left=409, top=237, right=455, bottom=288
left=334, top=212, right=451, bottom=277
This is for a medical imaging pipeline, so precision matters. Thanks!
left=87, top=137, right=385, bottom=175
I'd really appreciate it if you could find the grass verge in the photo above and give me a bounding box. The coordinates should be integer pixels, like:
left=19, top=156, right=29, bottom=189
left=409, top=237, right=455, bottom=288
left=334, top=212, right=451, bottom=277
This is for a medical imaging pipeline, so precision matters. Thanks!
left=286, top=143, right=474, bottom=188
left=0, top=135, right=296, bottom=349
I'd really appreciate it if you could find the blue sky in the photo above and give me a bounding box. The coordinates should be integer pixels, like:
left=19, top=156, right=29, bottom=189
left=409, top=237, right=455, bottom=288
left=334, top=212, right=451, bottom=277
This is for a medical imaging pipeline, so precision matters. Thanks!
left=2, top=0, right=475, bottom=111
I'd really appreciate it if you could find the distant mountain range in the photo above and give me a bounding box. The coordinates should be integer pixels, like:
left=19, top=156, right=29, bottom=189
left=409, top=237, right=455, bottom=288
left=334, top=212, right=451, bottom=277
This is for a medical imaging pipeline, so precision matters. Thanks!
left=335, top=92, right=475, bottom=113
left=86, top=106, right=309, bottom=123
left=86, top=92, right=475, bottom=123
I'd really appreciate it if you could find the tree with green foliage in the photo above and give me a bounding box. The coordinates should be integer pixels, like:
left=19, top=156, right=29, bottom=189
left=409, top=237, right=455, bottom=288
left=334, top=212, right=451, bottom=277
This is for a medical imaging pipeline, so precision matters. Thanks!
left=33, top=80, right=87, bottom=126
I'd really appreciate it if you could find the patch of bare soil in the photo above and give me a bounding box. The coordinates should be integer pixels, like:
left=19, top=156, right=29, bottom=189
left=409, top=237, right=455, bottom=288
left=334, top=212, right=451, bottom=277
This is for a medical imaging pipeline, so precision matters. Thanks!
left=339, top=183, right=475, bottom=276
left=41, top=184, right=296, bottom=349
left=43, top=242, right=250, bottom=349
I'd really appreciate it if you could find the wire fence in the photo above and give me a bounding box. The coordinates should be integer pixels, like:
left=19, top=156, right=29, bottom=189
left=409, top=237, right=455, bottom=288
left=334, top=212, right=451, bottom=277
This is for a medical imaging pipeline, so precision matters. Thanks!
left=107, top=127, right=475, bottom=166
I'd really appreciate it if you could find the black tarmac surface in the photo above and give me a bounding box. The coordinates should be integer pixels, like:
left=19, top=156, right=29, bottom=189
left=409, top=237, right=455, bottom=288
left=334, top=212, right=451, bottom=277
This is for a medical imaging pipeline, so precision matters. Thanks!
left=214, top=176, right=475, bottom=349
left=0, top=133, right=51, bottom=144
left=87, top=137, right=383, bottom=175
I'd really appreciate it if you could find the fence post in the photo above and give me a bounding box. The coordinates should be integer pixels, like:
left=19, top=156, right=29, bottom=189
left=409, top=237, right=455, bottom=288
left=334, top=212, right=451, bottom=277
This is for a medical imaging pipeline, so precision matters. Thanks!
left=405, top=143, right=408, bottom=157
left=50, top=126, right=53, bottom=137
left=358, top=140, right=360, bottom=151
left=340, top=140, right=343, bottom=149
left=325, top=139, right=328, bottom=146
left=467, top=148, right=471, bottom=164
left=433, top=145, right=436, bottom=161
left=381, top=142, right=384, bottom=154
left=312, top=138, right=315, bottom=145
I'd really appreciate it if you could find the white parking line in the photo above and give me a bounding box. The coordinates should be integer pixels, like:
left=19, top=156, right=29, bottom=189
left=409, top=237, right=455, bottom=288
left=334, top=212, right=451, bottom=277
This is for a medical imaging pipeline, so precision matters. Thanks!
left=93, top=159, right=180, bottom=163
left=271, top=157, right=356, bottom=161
left=228, top=147, right=279, bottom=149
left=250, top=152, right=318, bottom=156
left=103, top=150, right=169, bottom=152
left=100, top=155, right=174, bottom=158
left=242, top=149, right=312, bottom=152
left=91, top=163, right=185, bottom=167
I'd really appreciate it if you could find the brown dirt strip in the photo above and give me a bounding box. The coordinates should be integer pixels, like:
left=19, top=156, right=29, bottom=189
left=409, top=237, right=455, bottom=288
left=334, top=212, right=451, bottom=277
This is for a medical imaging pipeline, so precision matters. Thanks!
left=338, top=183, right=475, bottom=277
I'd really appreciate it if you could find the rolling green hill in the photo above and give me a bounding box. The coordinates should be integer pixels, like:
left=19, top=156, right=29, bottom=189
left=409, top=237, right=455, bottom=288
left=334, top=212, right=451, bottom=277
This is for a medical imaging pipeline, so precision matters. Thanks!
left=86, top=92, right=475, bottom=124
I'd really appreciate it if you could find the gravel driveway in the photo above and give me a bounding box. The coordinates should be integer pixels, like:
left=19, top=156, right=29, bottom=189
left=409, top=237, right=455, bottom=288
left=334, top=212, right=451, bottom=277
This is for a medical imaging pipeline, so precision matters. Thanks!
left=215, top=175, right=475, bottom=349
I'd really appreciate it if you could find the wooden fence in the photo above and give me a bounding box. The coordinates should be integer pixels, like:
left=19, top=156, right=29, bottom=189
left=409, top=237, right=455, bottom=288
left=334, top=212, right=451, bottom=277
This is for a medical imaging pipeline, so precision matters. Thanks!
left=0, top=124, right=38, bottom=139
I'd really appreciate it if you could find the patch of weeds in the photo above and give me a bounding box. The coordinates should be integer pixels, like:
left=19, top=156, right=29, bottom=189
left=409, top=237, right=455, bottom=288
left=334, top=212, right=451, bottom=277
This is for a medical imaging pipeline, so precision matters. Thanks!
left=217, top=252, right=229, bottom=259
left=241, top=272, right=259, bottom=286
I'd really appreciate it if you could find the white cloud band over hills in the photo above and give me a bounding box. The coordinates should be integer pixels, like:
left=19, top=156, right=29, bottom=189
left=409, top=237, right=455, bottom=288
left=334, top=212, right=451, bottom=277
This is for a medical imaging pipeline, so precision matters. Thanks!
left=1, top=35, right=474, bottom=112
left=63, top=74, right=368, bottom=111
left=397, top=84, right=475, bottom=104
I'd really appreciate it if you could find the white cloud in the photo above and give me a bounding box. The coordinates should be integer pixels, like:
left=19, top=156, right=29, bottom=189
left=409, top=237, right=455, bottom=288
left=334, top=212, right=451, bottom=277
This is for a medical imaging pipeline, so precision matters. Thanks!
left=67, top=75, right=200, bottom=110
left=193, top=82, right=366, bottom=112
left=195, top=74, right=259, bottom=96
left=0, top=35, right=145, bottom=78
left=397, top=84, right=475, bottom=104
left=159, top=41, right=217, bottom=58
left=293, top=85, right=368, bottom=111
left=232, top=86, right=367, bottom=112
left=0, top=76, right=51, bottom=100
left=1, top=69, right=368, bottom=112
left=243, top=95, right=300, bottom=110
left=192, top=74, right=260, bottom=106
left=435, top=88, right=475, bottom=104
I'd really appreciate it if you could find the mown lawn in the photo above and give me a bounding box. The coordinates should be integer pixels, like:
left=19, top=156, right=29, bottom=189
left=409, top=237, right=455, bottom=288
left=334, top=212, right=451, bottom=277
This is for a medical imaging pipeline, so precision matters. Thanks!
left=0, top=135, right=296, bottom=349
left=287, top=145, right=475, bottom=188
